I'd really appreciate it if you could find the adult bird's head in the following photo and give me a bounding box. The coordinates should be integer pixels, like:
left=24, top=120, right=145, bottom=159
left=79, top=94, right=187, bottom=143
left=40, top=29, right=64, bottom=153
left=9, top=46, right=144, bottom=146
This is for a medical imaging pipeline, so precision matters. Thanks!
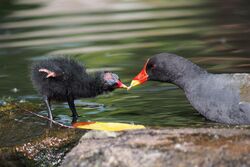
left=128, top=53, right=205, bottom=89
left=102, top=72, right=127, bottom=91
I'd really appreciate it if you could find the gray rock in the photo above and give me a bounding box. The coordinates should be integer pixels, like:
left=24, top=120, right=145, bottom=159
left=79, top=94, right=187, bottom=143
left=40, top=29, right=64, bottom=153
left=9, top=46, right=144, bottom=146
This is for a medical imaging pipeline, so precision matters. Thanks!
left=81, top=130, right=119, bottom=140
left=61, top=128, right=250, bottom=167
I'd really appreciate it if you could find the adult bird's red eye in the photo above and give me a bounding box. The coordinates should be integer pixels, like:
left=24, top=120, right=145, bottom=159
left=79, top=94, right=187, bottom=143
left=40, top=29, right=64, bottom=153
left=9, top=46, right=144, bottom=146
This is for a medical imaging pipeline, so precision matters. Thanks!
left=151, top=64, right=156, bottom=69
left=148, top=63, right=156, bottom=70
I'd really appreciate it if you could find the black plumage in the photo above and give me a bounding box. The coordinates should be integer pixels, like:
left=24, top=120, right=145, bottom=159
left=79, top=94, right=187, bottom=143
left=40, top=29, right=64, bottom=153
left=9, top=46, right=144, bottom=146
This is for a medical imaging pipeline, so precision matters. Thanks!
left=31, top=57, right=126, bottom=120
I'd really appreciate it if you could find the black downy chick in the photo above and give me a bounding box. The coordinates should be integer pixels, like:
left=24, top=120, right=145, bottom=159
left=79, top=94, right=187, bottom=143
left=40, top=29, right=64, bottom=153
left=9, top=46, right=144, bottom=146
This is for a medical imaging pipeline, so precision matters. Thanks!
left=31, top=57, right=127, bottom=121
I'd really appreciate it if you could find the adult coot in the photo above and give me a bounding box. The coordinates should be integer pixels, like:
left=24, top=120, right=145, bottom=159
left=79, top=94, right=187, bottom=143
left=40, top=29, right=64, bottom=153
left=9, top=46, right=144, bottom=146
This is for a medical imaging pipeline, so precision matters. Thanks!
left=129, top=53, right=250, bottom=124
left=31, top=57, right=127, bottom=120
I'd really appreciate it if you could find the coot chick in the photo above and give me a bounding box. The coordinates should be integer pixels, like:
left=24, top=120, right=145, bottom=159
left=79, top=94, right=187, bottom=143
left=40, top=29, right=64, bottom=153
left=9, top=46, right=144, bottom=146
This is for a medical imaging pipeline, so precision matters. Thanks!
left=31, top=57, right=127, bottom=120
left=129, top=53, right=250, bottom=125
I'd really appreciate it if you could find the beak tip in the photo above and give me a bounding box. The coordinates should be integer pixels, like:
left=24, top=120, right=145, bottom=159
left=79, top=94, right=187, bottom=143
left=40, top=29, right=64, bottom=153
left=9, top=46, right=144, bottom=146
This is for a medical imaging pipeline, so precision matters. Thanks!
left=128, top=80, right=141, bottom=90
left=117, top=80, right=128, bottom=89
left=120, top=84, right=128, bottom=89
left=127, top=86, right=132, bottom=90
left=121, top=84, right=128, bottom=89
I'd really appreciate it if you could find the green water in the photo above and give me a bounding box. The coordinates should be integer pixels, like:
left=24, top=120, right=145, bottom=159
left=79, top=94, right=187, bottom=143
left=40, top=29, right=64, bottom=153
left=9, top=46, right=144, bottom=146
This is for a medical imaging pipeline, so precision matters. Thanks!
left=1, top=0, right=250, bottom=150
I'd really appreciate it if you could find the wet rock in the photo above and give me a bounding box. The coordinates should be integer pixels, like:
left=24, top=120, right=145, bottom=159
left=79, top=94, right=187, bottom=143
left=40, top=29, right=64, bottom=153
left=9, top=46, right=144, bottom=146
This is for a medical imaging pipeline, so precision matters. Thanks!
left=0, top=129, right=83, bottom=167
left=61, top=128, right=250, bottom=167
left=0, top=149, right=30, bottom=167
left=0, top=100, right=85, bottom=167
left=15, top=129, right=80, bottom=166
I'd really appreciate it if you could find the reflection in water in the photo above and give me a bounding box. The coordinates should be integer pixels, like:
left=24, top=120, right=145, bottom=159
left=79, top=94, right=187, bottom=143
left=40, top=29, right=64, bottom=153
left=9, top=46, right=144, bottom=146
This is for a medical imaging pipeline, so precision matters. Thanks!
left=0, top=0, right=250, bottom=150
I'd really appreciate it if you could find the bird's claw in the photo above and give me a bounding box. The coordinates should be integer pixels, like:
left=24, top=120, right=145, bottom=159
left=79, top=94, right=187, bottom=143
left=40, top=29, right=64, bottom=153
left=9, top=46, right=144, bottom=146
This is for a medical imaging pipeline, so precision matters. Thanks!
left=71, top=114, right=80, bottom=123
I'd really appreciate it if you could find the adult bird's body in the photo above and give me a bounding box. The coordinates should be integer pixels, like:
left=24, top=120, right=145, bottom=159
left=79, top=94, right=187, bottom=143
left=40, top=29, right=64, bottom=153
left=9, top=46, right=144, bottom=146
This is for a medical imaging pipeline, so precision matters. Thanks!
left=129, top=53, right=250, bottom=124
left=31, top=57, right=126, bottom=121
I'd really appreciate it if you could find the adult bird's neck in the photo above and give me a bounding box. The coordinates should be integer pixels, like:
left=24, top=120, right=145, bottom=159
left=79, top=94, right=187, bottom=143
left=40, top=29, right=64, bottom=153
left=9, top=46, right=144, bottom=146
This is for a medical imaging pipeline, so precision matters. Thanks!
left=170, top=58, right=208, bottom=90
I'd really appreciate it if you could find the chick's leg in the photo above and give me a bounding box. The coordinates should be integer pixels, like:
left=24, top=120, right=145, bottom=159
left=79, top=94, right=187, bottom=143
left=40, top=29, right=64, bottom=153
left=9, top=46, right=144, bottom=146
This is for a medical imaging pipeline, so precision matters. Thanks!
left=43, top=96, right=53, bottom=120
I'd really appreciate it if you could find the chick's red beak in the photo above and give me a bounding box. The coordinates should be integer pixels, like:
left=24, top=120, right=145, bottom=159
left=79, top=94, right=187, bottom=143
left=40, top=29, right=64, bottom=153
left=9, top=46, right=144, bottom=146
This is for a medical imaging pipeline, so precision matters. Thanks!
left=117, top=80, right=128, bottom=89
left=128, top=59, right=149, bottom=89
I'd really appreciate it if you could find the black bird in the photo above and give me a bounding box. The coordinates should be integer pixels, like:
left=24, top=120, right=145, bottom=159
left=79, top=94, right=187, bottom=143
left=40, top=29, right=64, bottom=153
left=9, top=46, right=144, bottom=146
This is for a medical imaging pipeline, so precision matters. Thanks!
left=129, top=53, right=250, bottom=125
left=31, top=57, right=127, bottom=121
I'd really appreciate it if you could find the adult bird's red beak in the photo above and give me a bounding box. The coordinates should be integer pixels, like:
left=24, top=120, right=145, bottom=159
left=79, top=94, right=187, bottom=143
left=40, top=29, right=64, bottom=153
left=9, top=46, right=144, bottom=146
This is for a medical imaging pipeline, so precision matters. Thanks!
left=128, top=59, right=149, bottom=89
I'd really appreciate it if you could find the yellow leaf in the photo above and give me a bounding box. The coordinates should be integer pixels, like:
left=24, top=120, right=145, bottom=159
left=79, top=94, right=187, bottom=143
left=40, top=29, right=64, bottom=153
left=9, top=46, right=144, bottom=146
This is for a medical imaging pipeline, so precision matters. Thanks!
left=73, top=122, right=145, bottom=131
